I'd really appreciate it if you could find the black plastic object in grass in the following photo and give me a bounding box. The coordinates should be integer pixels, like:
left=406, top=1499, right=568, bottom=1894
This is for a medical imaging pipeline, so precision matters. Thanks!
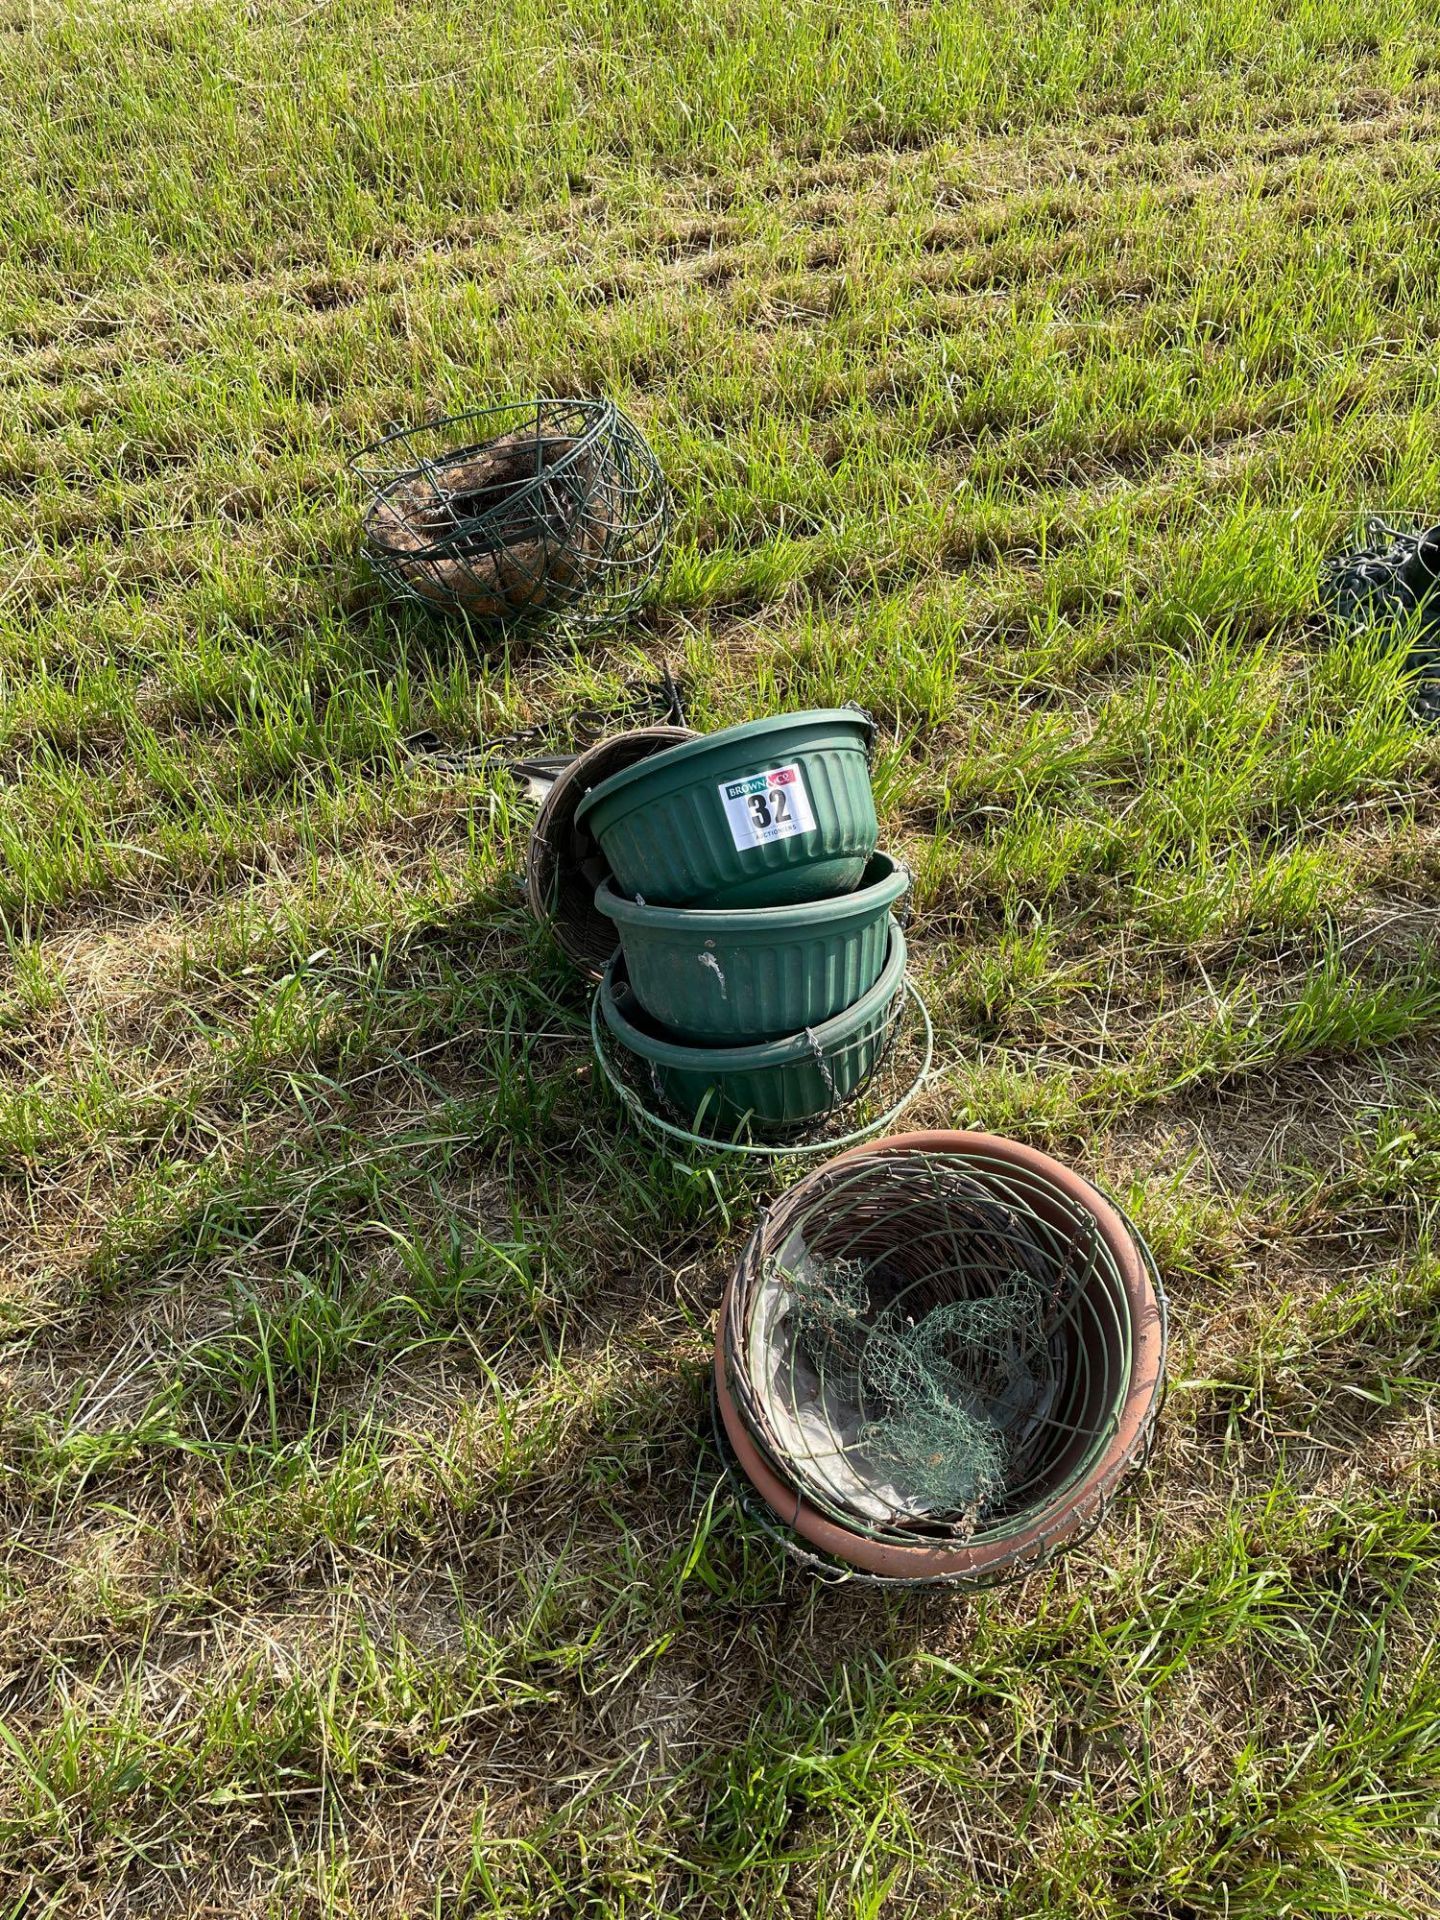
left=1320, top=514, right=1440, bottom=721
left=354, top=398, right=668, bottom=629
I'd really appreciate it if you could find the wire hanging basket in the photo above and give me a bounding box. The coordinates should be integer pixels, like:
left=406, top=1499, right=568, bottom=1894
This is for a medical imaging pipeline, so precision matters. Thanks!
left=714, top=1130, right=1167, bottom=1584
left=354, top=398, right=669, bottom=629
left=590, top=963, right=934, bottom=1163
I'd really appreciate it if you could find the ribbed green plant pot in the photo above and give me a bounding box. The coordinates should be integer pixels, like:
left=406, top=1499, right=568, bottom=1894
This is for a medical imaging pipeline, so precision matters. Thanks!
left=599, top=922, right=908, bottom=1130
left=574, top=709, right=877, bottom=908
left=596, top=851, right=909, bottom=1042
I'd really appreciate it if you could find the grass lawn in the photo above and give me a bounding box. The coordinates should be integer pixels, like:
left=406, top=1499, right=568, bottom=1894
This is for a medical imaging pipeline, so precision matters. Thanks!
left=2, top=0, right=1440, bottom=1912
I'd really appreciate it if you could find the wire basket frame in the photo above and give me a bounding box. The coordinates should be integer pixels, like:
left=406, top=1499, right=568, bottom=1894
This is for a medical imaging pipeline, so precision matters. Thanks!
left=716, top=1138, right=1168, bottom=1586
left=589, top=974, right=935, bottom=1163
left=354, top=398, right=669, bottom=629
left=710, top=1326, right=1165, bottom=1590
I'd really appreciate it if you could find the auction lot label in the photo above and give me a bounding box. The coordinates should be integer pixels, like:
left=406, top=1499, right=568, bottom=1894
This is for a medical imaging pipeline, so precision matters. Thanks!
left=720, top=763, right=817, bottom=849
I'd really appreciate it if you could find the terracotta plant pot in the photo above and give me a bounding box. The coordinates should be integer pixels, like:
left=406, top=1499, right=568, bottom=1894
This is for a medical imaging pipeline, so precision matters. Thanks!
left=714, top=1130, right=1166, bottom=1584
left=526, top=726, right=695, bottom=979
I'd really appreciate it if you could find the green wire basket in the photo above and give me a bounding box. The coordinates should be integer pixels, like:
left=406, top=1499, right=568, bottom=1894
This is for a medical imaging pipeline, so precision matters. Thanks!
left=714, top=1131, right=1167, bottom=1585
left=354, top=397, right=669, bottom=630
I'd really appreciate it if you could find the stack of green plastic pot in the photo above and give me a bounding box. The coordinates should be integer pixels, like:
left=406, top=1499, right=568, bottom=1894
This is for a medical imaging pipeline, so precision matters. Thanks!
left=576, top=709, right=912, bottom=1132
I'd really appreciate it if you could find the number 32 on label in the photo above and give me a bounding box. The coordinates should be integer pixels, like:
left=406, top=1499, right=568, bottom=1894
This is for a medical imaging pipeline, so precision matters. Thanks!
left=719, top=764, right=818, bottom=850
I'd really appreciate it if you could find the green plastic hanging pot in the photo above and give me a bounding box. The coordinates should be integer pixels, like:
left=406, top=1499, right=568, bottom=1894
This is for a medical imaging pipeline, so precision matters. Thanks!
left=595, top=851, right=909, bottom=1042
left=599, top=921, right=908, bottom=1130
left=574, top=708, right=877, bottom=908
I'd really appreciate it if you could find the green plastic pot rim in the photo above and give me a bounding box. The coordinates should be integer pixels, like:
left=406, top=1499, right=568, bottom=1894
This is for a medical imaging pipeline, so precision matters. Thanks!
left=574, top=707, right=875, bottom=830
left=599, top=919, right=908, bottom=1070
left=589, top=974, right=935, bottom=1161
left=595, top=849, right=908, bottom=932
left=712, top=1131, right=1167, bottom=1583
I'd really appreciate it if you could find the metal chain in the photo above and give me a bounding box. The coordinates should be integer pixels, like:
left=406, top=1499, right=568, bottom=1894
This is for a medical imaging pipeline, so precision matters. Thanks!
left=802, top=1026, right=838, bottom=1112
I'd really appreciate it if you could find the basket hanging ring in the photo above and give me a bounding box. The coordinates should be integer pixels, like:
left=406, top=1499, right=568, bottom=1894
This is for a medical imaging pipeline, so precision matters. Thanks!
left=588, top=976, right=935, bottom=1163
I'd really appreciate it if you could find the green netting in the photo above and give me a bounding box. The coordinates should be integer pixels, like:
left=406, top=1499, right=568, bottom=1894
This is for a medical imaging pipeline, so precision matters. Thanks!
left=724, top=1146, right=1167, bottom=1579
left=785, top=1252, right=1056, bottom=1520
